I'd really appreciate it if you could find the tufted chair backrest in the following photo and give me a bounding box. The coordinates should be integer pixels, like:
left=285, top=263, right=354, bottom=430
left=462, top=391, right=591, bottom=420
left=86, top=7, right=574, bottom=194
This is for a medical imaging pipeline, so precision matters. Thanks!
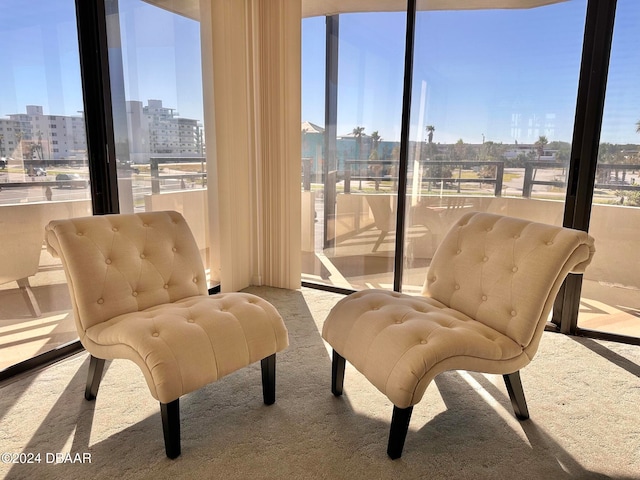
left=424, top=212, right=595, bottom=349
left=46, top=211, right=207, bottom=333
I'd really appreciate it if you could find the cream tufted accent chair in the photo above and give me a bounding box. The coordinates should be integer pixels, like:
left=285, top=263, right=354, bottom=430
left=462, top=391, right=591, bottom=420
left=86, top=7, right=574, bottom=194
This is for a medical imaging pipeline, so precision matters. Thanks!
left=45, top=211, right=288, bottom=458
left=322, top=212, right=595, bottom=459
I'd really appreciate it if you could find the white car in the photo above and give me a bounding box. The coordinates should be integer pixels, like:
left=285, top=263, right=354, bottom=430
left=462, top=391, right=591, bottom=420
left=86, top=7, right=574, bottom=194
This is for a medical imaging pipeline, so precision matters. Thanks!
left=56, top=173, right=88, bottom=188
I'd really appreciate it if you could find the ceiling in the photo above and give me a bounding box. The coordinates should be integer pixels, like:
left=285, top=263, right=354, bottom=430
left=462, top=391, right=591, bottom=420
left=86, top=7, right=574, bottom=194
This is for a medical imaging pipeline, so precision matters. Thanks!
left=302, top=0, right=567, bottom=17
left=142, top=0, right=567, bottom=21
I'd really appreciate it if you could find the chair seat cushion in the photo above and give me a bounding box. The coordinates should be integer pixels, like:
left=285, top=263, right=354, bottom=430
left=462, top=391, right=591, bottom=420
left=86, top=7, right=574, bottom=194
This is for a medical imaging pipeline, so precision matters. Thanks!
left=84, top=292, right=288, bottom=403
left=322, top=289, right=525, bottom=408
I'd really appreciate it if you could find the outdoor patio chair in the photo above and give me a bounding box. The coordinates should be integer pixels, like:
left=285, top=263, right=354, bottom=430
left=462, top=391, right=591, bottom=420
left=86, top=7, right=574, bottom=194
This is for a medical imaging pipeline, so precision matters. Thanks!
left=322, top=211, right=595, bottom=459
left=45, top=211, right=289, bottom=458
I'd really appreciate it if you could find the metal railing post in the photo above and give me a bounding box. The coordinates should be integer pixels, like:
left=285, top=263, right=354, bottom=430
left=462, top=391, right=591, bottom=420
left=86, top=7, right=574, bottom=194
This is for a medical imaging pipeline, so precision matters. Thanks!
left=523, top=164, right=533, bottom=198
left=494, top=162, right=504, bottom=197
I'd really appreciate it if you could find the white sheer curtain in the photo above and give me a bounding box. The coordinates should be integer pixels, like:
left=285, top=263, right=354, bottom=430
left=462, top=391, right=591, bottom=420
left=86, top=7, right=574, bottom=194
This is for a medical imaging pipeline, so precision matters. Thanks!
left=200, top=0, right=301, bottom=292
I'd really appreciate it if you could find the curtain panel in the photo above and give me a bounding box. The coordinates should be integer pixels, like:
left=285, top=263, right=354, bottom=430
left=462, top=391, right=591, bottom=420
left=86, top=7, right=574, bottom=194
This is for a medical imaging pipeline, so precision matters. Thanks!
left=201, top=0, right=301, bottom=292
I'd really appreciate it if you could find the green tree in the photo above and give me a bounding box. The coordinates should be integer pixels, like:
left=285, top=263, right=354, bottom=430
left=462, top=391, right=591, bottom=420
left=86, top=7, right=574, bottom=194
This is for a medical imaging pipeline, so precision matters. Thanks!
left=370, top=130, right=381, bottom=159
left=478, top=141, right=504, bottom=162
left=478, top=141, right=505, bottom=179
left=547, top=140, right=571, bottom=163
left=451, top=139, right=469, bottom=162
left=598, top=142, right=628, bottom=183
left=426, top=125, right=435, bottom=144
left=352, top=126, right=365, bottom=160
left=534, top=135, right=548, bottom=160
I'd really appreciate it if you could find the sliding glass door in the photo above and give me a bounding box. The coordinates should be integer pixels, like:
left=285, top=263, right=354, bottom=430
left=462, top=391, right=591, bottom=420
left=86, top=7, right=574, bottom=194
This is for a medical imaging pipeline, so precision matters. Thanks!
left=105, top=0, right=211, bottom=280
left=579, top=0, right=640, bottom=338
left=301, top=1, right=587, bottom=295
left=403, top=1, right=586, bottom=292
left=0, top=0, right=92, bottom=371
left=301, top=1, right=638, bottom=342
left=302, top=13, right=406, bottom=290
left=0, top=0, right=211, bottom=374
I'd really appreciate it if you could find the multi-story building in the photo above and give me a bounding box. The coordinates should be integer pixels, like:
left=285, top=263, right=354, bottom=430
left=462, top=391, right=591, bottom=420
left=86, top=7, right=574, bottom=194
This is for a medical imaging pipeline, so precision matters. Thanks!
left=2, top=102, right=202, bottom=164
left=0, top=118, right=20, bottom=160
left=139, top=99, right=203, bottom=160
left=5, top=105, right=87, bottom=162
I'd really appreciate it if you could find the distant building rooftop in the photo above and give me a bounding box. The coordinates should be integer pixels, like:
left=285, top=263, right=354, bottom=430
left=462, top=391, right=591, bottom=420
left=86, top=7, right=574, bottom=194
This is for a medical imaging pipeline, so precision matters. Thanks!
left=301, top=121, right=325, bottom=134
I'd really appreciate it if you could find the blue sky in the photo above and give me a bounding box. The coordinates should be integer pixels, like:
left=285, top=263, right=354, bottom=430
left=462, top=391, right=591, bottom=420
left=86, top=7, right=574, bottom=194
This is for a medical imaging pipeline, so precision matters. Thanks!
left=0, top=0, right=637, bottom=146
left=117, top=0, right=203, bottom=121
left=302, top=0, right=640, bottom=145
left=0, top=0, right=203, bottom=122
left=0, top=1, right=82, bottom=118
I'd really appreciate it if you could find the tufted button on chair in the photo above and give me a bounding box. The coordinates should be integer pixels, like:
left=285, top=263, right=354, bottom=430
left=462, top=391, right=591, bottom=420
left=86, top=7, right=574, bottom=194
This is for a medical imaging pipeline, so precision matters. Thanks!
left=322, top=212, right=595, bottom=459
left=45, top=211, right=288, bottom=459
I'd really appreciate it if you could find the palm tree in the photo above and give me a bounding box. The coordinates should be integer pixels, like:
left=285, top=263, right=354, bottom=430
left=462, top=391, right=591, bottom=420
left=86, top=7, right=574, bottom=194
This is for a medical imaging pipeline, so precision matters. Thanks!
left=0, top=134, right=4, bottom=158
left=370, top=130, right=381, bottom=150
left=426, top=125, right=435, bottom=144
left=352, top=126, right=365, bottom=160
left=370, top=131, right=381, bottom=160
left=534, top=135, right=548, bottom=160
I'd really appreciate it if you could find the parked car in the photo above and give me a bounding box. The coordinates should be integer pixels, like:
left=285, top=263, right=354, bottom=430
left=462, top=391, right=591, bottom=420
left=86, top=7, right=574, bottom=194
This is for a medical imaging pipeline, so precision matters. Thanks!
left=55, top=173, right=88, bottom=188
left=27, top=167, right=47, bottom=177
left=117, top=159, right=140, bottom=174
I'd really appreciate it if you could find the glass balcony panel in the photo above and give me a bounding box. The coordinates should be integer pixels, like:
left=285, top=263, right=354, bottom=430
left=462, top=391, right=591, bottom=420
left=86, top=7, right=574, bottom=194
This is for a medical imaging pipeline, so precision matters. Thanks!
left=301, top=12, right=407, bottom=290
left=105, top=0, right=210, bottom=278
left=579, top=0, right=640, bottom=338
left=402, top=1, right=586, bottom=293
left=0, top=1, right=92, bottom=370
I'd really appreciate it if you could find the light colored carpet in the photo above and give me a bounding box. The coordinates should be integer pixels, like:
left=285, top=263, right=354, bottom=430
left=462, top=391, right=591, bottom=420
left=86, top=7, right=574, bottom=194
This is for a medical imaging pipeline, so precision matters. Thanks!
left=1, top=286, right=639, bottom=480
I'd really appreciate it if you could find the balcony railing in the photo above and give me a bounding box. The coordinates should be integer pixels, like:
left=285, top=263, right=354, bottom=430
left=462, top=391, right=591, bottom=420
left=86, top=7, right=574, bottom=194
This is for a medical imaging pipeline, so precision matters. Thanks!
left=301, top=159, right=640, bottom=201
left=149, top=156, right=207, bottom=194
left=342, top=160, right=505, bottom=197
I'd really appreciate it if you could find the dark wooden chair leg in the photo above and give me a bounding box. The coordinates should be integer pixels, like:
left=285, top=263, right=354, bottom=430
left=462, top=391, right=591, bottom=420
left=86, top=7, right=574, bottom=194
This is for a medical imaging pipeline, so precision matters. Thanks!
left=503, top=371, right=530, bottom=420
left=261, top=354, right=276, bottom=405
left=387, top=405, right=413, bottom=460
left=84, top=355, right=106, bottom=401
left=161, top=399, right=181, bottom=459
left=331, top=349, right=346, bottom=396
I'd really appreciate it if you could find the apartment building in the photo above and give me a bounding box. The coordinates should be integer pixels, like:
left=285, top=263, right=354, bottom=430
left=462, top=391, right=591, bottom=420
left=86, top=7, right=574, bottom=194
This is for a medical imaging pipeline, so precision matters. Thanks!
left=1, top=101, right=201, bottom=163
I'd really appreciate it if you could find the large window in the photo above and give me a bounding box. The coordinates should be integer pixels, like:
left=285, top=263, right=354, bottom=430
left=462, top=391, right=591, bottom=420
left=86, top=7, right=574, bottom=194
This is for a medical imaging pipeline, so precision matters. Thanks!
left=302, top=13, right=406, bottom=290
left=579, top=0, right=640, bottom=337
left=106, top=0, right=210, bottom=274
left=0, top=0, right=211, bottom=375
left=302, top=1, right=586, bottom=294
left=402, top=1, right=585, bottom=292
left=302, top=1, right=639, bottom=342
left=0, top=0, right=92, bottom=371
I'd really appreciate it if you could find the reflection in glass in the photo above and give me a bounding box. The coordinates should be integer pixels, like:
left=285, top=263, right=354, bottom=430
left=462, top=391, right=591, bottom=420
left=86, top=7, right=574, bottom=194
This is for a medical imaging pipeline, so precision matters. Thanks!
left=402, top=2, right=585, bottom=293
left=301, top=3, right=587, bottom=295
left=579, top=0, right=640, bottom=338
left=0, top=1, right=92, bottom=370
left=106, top=0, right=210, bottom=274
left=301, top=13, right=407, bottom=290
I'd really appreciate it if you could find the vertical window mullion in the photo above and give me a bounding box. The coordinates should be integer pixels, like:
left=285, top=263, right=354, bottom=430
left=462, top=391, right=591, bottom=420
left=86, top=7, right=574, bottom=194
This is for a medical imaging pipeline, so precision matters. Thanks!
left=553, top=0, right=617, bottom=333
left=75, top=0, right=119, bottom=215
left=393, top=0, right=417, bottom=293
